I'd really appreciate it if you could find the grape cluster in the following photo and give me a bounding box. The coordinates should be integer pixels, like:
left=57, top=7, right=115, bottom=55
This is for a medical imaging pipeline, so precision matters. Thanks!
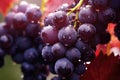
left=0, top=0, right=119, bottom=80
left=0, top=1, right=48, bottom=80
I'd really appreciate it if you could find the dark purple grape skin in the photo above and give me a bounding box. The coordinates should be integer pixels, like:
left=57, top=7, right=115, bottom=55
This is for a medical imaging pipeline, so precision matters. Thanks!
left=13, top=12, right=27, bottom=31
left=56, top=3, right=69, bottom=11
left=114, top=23, right=120, bottom=40
left=78, top=5, right=97, bottom=24
left=78, top=23, right=96, bottom=43
left=11, top=53, right=25, bottom=64
left=42, top=45, right=55, bottom=62
left=25, top=23, right=41, bottom=38
left=52, top=42, right=66, bottom=59
left=74, top=62, right=86, bottom=75
left=21, top=62, right=35, bottom=75
left=23, top=75, right=35, bottom=80
left=0, top=34, right=14, bottom=49
left=41, top=25, right=59, bottom=45
left=66, top=48, right=81, bottom=63
left=0, top=23, right=7, bottom=36
left=58, top=25, right=77, bottom=47
left=110, top=0, right=120, bottom=11
left=75, top=40, right=95, bottom=61
left=55, top=58, right=74, bottom=77
left=0, top=48, right=5, bottom=58
left=5, top=12, right=16, bottom=26
left=25, top=5, right=42, bottom=23
left=51, top=76, right=62, bottom=80
left=93, top=0, right=108, bottom=9
left=44, top=13, right=55, bottom=26
left=17, top=1, right=29, bottom=13
left=36, top=74, right=46, bottom=80
left=15, top=37, right=32, bottom=51
left=98, top=31, right=111, bottom=44
left=53, top=11, right=69, bottom=30
left=98, top=8, right=116, bottom=24
left=24, top=48, right=39, bottom=63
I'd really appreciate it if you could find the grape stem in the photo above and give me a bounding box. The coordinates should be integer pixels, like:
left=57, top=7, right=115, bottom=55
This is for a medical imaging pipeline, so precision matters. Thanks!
left=67, top=0, right=84, bottom=15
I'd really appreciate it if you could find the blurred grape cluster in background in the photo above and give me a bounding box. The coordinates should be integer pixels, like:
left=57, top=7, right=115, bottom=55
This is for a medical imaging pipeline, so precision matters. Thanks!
left=0, top=0, right=41, bottom=80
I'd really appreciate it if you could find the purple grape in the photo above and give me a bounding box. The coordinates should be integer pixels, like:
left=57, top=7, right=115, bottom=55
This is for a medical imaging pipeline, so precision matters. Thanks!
left=98, top=8, right=116, bottom=23
left=66, top=48, right=81, bottom=63
left=58, top=25, right=77, bottom=47
left=24, top=48, right=39, bottom=63
left=21, top=62, right=35, bottom=75
left=93, top=0, right=108, bottom=9
left=53, top=11, right=69, bottom=30
left=11, top=53, right=24, bottom=64
left=78, top=5, right=97, bottom=24
left=17, top=1, right=29, bottom=13
left=25, top=5, right=42, bottom=23
left=44, top=13, right=55, bottom=26
left=52, top=42, right=66, bottom=59
left=42, top=45, right=55, bottom=62
left=15, top=37, right=32, bottom=51
left=13, top=12, right=27, bottom=30
left=0, top=34, right=14, bottom=49
left=74, top=62, right=86, bottom=75
left=5, top=12, right=15, bottom=26
left=55, top=58, right=74, bottom=77
left=0, top=48, right=5, bottom=58
left=78, top=23, right=96, bottom=43
left=41, top=25, right=58, bottom=45
left=25, top=23, right=41, bottom=38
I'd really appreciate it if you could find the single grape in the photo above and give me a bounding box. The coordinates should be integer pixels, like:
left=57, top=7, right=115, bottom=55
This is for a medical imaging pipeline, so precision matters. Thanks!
left=55, top=58, right=74, bottom=77
left=11, top=53, right=25, bottom=64
left=66, top=48, right=81, bottom=63
left=41, top=25, right=58, bottom=45
left=78, top=23, right=96, bottom=43
left=78, top=5, right=97, bottom=24
left=0, top=34, right=14, bottom=49
left=58, top=25, right=77, bottom=47
left=17, top=1, right=29, bottom=13
left=13, top=12, right=27, bottom=31
left=52, top=42, right=66, bottom=59
left=74, top=62, right=86, bottom=75
left=98, top=8, right=116, bottom=23
left=5, top=12, right=15, bottom=26
left=25, top=5, right=42, bottom=23
left=44, top=13, right=55, bottom=26
left=53, top=11, right=69, bottom=30
left=93, top=0, right=108, bottom=9
left=42, top=45, right=55, bottom=62
left=24, top=48, right=39, bottom=63
left=15, top=37, right=32, bottom=51
left=25, top=23, right=41, bottom=38
left=21, top=62, right=35, bottom=75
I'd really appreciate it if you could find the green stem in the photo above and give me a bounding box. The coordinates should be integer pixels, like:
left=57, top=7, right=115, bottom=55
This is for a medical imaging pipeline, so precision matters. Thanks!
left=67, top=0, right=84, bottom=15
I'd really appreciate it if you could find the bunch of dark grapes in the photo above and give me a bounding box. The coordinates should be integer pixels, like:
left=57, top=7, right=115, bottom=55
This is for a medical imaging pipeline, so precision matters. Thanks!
left=0, top=1, right=48, bottom=80
left=0, top=0, right=119, bottom=80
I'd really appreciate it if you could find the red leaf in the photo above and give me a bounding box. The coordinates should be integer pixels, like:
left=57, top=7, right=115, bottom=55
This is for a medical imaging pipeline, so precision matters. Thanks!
left=80, top=52, right=120, bottom=80
left=0, top=0, right=18, bottom=15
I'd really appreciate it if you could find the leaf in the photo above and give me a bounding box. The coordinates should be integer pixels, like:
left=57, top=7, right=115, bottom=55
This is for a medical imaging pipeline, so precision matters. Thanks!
left=80, top=52, right=120, bottom=80
left=0, top=0, right=18, bottom=15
